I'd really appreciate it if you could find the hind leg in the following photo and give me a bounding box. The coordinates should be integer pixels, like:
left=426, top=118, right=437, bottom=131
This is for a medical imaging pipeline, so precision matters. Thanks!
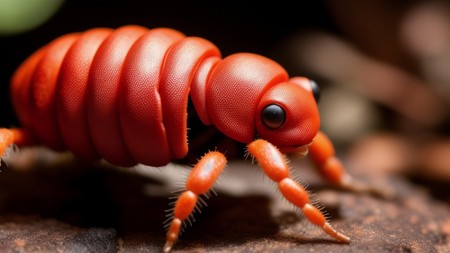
left=0, top=128, right=36, bottom=162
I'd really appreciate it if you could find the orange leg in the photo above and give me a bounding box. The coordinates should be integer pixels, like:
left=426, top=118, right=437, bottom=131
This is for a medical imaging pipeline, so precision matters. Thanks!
left=163, top=151, right=226, bottom=253
left=0, top=128, right=36, bottom=163
left=309, top=131, right=394, bottom=198
left=248, top=139, right=350, bottom=243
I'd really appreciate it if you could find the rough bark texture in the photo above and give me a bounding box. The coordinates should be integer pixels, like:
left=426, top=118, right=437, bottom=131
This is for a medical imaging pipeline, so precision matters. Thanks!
left=0, top=148, right=449, bottom=253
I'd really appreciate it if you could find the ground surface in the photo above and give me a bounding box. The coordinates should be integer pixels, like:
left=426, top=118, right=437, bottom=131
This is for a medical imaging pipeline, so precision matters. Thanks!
left=0, top=148, right=449, bottom=253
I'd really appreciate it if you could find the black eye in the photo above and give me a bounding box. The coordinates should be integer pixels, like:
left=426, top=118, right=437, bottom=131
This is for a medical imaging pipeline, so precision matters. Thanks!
left=261, top=104, right=285, bottom=129
left=310, top=80, right=320, bottom=103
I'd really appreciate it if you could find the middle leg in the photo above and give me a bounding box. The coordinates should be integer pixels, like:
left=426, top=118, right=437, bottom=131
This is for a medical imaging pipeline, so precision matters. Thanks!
left=163, top=151, right=227, bottom=253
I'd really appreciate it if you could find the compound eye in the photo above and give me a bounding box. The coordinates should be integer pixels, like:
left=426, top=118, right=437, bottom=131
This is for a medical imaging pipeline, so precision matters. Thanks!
left=261, top=104, right=286, bottom=129
left=310, top=80, right=320, bottom=103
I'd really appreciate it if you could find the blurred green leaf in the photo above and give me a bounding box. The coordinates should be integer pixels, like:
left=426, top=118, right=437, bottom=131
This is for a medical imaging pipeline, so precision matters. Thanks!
left=0, top=0, right=64, bottom=36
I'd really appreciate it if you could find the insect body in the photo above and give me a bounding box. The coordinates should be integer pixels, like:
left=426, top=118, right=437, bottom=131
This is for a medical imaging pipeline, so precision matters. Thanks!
left=0, top=25, right=375, bottom=252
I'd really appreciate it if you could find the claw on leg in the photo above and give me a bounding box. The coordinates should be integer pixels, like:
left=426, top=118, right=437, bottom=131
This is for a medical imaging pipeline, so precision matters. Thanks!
left=248, top=139, right=350, bottom=243
left=323, top=222, right=351, bottom=243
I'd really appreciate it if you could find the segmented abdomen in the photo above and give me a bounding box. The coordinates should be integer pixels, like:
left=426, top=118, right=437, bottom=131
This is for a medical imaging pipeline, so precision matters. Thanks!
left=10, top=25, right=221, bottom=167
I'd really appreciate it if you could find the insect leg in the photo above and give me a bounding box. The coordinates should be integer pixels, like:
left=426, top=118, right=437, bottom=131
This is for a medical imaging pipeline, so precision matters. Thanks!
left=308, top=131, right=348, bottom=184
left=163, top=151, right=227, bottom=253
left=0, top=128, right=35, bottom=159
left=309, top=131, right=394, bottom=198
left=247, top=139, right=350, bottom=243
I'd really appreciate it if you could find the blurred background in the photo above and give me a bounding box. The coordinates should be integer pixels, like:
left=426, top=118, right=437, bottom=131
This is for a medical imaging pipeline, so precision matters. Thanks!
left=0, top=0, right=449, bottom=201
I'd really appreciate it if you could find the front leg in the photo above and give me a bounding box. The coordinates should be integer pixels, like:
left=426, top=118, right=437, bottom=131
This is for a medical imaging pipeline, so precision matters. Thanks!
left=309, top=131, right=394, bottom=198
left=248, top=139, right=350, bottom=243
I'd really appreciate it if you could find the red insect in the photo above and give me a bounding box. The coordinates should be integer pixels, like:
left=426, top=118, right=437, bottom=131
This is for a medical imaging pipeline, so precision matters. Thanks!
left=0, top=25, right=380, bottom=252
